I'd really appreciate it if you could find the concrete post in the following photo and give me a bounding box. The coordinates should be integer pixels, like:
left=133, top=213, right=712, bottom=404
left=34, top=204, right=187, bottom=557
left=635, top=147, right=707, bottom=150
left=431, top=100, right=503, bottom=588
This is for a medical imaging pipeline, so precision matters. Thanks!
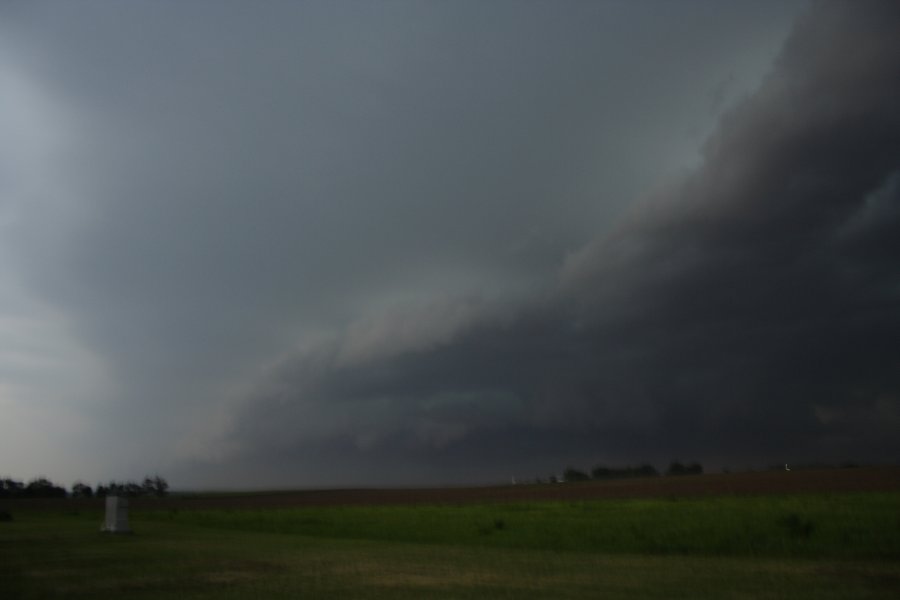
left=101, top=496, right=131, bottom=533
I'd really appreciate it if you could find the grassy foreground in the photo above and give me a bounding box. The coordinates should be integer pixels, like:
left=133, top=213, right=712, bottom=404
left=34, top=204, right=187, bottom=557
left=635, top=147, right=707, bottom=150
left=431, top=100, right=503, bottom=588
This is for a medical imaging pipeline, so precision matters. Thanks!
left=2, top=492, right=899, bottom=598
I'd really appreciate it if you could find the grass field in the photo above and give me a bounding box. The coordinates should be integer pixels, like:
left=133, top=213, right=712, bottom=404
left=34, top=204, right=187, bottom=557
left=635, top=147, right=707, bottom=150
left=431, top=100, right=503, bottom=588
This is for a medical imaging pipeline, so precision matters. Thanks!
left=2, top=476, right=899, bottom=598
left=139, top=493, right=900, bottom=559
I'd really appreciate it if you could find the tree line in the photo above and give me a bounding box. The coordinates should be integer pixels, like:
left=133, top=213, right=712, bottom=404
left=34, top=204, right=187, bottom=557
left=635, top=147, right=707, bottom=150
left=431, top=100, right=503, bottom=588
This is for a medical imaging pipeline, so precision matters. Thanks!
left=559, top=461, right=703, bottom=482
left=1, top=476, right=169, bottom=499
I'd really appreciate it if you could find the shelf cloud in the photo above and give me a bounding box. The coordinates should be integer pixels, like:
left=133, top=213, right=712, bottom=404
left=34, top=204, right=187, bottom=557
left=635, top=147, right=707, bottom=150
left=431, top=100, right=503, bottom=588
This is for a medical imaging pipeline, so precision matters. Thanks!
left=1, top=1, right=897, bottom=487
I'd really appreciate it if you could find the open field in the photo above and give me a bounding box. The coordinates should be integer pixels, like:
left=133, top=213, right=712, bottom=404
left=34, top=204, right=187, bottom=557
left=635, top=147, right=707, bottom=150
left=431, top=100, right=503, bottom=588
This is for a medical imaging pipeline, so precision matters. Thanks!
left=2, top=467, right=899, bottom=598
left=149, top=465, right=900, bottom=509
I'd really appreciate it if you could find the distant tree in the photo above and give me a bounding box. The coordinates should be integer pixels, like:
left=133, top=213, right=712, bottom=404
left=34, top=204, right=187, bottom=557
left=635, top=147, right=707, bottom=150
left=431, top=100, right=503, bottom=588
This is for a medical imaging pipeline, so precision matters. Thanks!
left=667, top=461, right=703, bottom=476
left=143, top=475, right=169, bottom=497
left=563, top=467, right=590, bottom=482
left=24, top=477, right=66, bottom=498
left=71, top=482, right=94, bottom=498
left=591, top=464, right=659, bottom=480
left=127, top=482, right=144, bottom=497
left=103, top=481, right=128, bottom=497
left=1, top=478, right=25, bottom=498
left=96, top=476, right=169, bottom=498
left=591, top=466, right=613, bottom=480
left=103, top=480, right=140, bottom=497
left=636, top=464, right=660, bottom=477
left=152, top=475, right=169, bottom=497
left=667, top=461, right=686, bottom=476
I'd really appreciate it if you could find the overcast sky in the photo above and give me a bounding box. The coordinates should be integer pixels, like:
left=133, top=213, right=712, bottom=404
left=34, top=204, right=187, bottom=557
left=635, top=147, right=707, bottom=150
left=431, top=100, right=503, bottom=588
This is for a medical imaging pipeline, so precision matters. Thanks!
left=2, top=0, right=898, bottom=489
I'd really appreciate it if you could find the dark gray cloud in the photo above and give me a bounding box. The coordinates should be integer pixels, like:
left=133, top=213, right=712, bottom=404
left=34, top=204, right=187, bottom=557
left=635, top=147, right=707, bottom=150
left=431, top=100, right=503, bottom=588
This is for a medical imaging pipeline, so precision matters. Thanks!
left=220, top=0, right=900, bottom=485
left=7, top=1, right=878, bottom=486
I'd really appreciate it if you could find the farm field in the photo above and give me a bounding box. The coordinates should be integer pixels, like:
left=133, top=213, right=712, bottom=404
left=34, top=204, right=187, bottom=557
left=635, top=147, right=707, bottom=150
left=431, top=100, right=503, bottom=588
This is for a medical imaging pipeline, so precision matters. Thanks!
left=142, top=464, right=900, bottom=509
left=2, top=468, right=899, bottom=598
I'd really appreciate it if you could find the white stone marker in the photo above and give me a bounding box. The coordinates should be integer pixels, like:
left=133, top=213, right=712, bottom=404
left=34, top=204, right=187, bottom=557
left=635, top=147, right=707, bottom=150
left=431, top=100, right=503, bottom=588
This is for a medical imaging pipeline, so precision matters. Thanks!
left=101, top=496, right=131, bottom=533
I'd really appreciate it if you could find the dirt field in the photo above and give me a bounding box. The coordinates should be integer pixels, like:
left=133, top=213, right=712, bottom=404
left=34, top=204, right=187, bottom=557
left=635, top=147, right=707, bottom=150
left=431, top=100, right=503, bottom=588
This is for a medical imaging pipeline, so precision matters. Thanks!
left=147, top=466, right=900, bottom=510
left=7, top=466, right=898, bottom=512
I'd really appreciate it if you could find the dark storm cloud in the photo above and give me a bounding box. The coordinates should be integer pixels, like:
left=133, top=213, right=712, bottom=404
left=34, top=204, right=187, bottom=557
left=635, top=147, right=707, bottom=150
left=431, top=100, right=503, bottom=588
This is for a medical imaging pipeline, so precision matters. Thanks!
left=2, top=0, right=805, bottom=483
left=559, top=0, right=900, bottom=459
left=225, top=0, right=900, bottom=484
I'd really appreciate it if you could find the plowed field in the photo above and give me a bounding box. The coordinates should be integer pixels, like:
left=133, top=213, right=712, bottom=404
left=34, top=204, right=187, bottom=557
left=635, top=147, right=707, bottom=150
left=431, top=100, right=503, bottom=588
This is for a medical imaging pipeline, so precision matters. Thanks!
left=140, top=466, right=900, bottom=510
left=9, top=466, right=898, bottom=512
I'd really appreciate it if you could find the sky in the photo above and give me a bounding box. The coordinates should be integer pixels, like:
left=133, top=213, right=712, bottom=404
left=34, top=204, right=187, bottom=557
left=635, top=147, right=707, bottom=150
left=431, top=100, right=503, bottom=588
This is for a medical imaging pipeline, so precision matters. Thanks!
left=1, top=0, right=898, bottom=489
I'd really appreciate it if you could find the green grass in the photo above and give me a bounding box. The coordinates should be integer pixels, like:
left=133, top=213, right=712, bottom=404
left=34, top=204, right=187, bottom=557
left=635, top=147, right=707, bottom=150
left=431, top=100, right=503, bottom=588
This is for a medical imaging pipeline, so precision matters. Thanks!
left=143, top=492, right=900, bottom=559
left=2, top=492, right=899, bottom=598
